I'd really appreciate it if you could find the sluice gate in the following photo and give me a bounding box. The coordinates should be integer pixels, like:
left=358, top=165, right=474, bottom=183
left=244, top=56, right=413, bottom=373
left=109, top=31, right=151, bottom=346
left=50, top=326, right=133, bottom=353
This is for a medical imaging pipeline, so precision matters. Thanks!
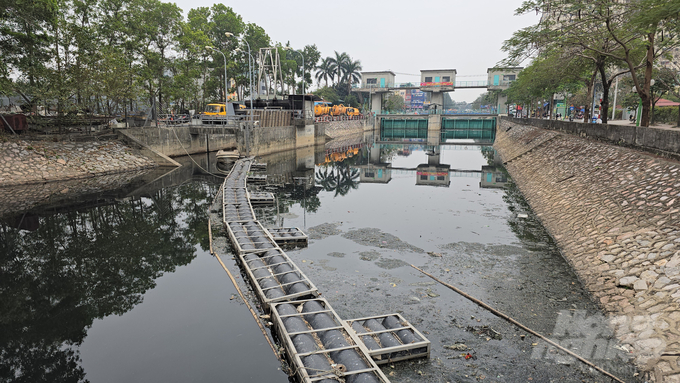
left=380, top=118, right=428, bottom=140
left=220, top=159, right=430, bottom=383
left=441, top=118, right=496, bottom=140
left=379, top=116, right=497, bottom=142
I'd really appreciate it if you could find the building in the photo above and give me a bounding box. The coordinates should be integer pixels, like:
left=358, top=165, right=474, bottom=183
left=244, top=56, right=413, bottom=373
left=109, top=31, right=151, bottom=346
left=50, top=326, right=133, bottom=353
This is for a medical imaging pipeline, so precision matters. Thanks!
left=360, top=71, right=396, bottom=89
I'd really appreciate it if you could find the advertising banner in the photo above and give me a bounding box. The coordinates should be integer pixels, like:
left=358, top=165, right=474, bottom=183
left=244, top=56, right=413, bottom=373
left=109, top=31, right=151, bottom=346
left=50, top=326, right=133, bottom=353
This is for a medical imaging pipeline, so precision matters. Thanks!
left=410, top=90, right=425, bottom=109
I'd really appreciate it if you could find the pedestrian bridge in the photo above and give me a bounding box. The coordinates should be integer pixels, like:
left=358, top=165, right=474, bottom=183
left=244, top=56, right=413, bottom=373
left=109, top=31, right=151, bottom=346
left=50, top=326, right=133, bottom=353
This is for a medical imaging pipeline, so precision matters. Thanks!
left=356, top=67, right=522, bottom=115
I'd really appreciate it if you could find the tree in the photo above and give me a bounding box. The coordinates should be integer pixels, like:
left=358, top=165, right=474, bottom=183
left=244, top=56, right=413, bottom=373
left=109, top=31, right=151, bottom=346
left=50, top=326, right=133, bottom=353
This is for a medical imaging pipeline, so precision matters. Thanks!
left=504, top=0, right=680, bottom=126
left=649, top=67, right=678, bottom=123
left=130, top=0, right=183, bottom=112
left=384, top=93, right=404, bottom=113
left=301, top=44, right=320, bottom=92
left=313, top=86, right=339, bottom=104
left=342, top=58, right=362, bottom=95
left=328, top=51, right=349, bottom=87
left=505, top=50, right=591, bottom=118
left=315, top=57, right=334, bottom=88
left=0, top=0, right=56, bottom=101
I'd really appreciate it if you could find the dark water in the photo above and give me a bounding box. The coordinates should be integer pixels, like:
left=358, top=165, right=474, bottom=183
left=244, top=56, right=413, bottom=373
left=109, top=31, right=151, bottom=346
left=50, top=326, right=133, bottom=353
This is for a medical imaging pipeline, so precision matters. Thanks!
left=0, top=134, right=639, bottom=382
left=0, top=155, right=286, bottom=383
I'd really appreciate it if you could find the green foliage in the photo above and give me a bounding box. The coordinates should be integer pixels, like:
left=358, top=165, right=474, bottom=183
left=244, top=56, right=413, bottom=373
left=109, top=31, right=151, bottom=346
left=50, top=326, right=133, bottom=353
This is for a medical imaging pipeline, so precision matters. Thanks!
left=0, top=0, right=281, bottom=119
left=315, top=57, right=334, bottom=88
left=313, top=86, right=339, bottom=104
left=502, top=0, right=680, bottom=126
left=653, top=106, right=680, bottom=125
left=344, top=94, right=358, bottom=108
left=315, top=51, right=361, bottom=98
left=384, top=93, right=404, bottom=112
left=471, top=92, right=499, bottom=110
left=505, top=50, right=589, bottom=106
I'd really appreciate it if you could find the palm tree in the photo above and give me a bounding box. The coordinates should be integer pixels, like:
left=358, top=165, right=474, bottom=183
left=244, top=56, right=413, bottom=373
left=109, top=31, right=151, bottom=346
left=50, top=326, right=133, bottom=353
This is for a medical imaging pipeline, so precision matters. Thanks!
left=328, top=51, right=349, bottom=86
left=342, top=58, right=362, bottom=95
left=315, top=57, right=334, bottom=88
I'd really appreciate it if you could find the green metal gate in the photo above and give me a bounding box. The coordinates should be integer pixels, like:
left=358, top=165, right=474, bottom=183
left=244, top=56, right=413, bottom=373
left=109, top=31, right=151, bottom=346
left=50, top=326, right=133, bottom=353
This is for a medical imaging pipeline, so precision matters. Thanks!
left=441, top=118, right=496, bottom=140
left=380, top=118, right=428, bottom=140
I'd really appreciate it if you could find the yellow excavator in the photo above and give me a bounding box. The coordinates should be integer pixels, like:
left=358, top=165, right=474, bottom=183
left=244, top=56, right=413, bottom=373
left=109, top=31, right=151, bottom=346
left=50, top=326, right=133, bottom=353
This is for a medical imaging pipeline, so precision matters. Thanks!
left=203, top=102, right=245, bottom=116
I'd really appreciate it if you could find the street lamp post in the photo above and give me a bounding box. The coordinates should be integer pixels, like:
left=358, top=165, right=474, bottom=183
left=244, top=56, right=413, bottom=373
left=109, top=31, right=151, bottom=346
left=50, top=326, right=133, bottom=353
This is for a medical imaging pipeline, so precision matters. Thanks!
left=205, top=46, right=228, bottom=112
left=226, top=32, right=254, bottom=156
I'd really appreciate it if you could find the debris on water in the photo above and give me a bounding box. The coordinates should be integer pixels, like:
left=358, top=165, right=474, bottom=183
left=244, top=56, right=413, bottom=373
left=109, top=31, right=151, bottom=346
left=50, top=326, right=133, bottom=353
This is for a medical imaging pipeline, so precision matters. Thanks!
left=466, top=325, right=502, bottom=340
left=230, top=294, right=236, bottom=300
left=427, top=251, right=442, bottom=257
left=444, top=343, right=468, bottom=351
left=343, top=228, right=424, bottom=253
left=307, top=222, right=343, bottom=239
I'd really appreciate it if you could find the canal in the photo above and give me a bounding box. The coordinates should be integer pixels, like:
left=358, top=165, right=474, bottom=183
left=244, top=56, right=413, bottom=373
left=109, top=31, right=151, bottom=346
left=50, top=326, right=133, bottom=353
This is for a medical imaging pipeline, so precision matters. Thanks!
left=0, top=131, right=639, bottom=382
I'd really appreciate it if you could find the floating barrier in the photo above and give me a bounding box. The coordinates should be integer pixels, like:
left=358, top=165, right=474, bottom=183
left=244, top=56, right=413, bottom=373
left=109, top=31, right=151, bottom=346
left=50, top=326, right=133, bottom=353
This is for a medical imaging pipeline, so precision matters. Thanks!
left=250, top=162, right=267, bottom=171
left=345, top=314, right=430, bottom=364
left=247, top=174, right=267, bottom=184
left=271, top=299, right=390, bottom=383
left=268, top=227, right=308, bottom=248
left=248, top=191, right=276, bottom=205
left=220, top=158, right=430, bottom=382
left=222, top=159, right=319, bottom=307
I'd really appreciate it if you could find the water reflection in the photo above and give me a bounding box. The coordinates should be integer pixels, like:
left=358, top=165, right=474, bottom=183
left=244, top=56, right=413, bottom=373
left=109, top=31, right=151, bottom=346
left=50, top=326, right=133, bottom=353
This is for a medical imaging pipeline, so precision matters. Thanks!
left=480, top=166, right=510, bottom=189
left=0, top=132, right=515, bottom=382
left=0, top=165, right=220, bottom=382
left=341, top=139, right=503, bottom=189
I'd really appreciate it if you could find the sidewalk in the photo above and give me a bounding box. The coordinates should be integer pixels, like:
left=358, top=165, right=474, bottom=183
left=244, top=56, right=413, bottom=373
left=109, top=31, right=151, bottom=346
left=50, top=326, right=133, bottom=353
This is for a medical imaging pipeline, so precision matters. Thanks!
left=607, top=119, right=679, bottom=131
left=556, top=117, right=679, bottom=130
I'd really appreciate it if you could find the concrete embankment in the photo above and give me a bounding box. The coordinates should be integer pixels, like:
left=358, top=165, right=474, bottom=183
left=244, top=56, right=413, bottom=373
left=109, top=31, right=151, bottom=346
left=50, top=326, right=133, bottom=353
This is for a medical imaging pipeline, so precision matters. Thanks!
left=495, top=119, right=680, bottom=381
left=323, top=118, right=372, bottom=139
left=0, top=139, right=156, bottom=187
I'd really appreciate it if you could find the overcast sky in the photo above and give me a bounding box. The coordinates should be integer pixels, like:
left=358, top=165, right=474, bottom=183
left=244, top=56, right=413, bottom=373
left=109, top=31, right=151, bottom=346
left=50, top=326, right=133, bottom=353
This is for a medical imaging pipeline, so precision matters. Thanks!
left=174, top=0, right=540, bottom=102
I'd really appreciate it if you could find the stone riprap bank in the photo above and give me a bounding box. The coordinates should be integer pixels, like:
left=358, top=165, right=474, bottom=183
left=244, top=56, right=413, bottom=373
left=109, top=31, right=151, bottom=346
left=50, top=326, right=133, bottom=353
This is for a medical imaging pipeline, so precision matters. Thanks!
left=495, top=120, right=680, bottom=381
left=0, top=139, right=155, bottom=187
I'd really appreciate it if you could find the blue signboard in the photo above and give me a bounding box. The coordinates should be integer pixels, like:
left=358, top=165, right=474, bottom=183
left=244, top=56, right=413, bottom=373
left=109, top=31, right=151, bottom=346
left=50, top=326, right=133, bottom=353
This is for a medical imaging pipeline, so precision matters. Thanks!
left=410, top=90, right=425, bottom=109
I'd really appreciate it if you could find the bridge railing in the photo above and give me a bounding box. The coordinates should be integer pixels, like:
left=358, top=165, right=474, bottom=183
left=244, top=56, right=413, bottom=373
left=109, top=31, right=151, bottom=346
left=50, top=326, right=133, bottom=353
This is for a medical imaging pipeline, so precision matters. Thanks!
left=455, top=81, right=488, bottom=87
left=379, top=109, right=498, bottom=115
left=356, top=81, right=493, bottom=89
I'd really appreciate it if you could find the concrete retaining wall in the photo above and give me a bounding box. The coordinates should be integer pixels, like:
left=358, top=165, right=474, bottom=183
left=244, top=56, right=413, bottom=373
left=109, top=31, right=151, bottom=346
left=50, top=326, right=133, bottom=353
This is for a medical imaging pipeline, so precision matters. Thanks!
left=119, top=119, right=370, bottom=160
left=503, top=116, right=680, bottom=156
left=323, top=118, right=373, bottom=139
left=248, top=125, right=297, bottom=157
left=118, top=126, right=237, bottom=157
left=495, top=119, right=680, bottom=381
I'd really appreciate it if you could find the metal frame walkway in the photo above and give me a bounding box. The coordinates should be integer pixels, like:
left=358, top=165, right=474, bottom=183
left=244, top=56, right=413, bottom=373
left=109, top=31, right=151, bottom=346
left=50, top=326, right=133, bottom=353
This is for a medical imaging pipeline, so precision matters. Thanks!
left=219, top=159, right=431, bottom=383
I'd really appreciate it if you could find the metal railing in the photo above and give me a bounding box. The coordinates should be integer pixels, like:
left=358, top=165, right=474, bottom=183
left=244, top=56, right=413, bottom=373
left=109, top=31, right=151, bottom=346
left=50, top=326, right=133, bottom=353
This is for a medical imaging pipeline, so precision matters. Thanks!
left=379, top=109, right=498, bottom=115
left=314, top=114, right=370, bottom=123
left=158, top=114, right=191, bottom=124
left=355, top=81, right=496, bottom=89
left=454, top=81, right=488, bottom=87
